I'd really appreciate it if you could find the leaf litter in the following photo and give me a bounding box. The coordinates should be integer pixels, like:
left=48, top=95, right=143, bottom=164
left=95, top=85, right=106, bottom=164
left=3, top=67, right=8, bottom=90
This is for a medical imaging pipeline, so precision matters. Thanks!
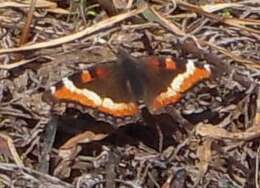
left=0, top=0, right=259, bottom=187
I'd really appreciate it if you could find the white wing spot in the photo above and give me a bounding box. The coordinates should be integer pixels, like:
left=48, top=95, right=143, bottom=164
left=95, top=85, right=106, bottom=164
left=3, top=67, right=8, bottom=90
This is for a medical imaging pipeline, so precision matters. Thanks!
left=102, top=98, right=114, bottom=109
left=204, top=64, right=211, bottom=73
left=170, top=60, right=196, bottom=92
left=50, top=86, right=56, bottom=94
left=102, top=98, right=130, bottom=110
left=63, top=77, right=102, bottom=105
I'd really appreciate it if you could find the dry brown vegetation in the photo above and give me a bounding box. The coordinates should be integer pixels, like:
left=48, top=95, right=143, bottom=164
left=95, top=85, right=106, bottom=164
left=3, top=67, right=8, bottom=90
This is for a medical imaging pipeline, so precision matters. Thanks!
left=0, top=0, right=260, bottom=187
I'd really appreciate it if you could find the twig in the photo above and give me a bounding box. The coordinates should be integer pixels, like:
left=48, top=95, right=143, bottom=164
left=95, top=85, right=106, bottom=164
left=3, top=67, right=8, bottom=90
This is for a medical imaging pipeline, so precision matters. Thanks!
left=177, top=0, right=260, bottom=35
left=196, top=123, right=260, bottom=141
left=201, top=40, right=260, bottom=69
left=0, top=0, right=56, bottom=9
left=38, top=117, right=58, bottom=173
left=0, top=4, right=147, bottom=54
left=0, top=58, right=38, bottom=70
left=144, top=5, right=260, bottom=69
left=19, top=0, right=37, bottom=45
left=0, top=162, right=73, bottom=188
left=146, top=6, right=185, bottom=36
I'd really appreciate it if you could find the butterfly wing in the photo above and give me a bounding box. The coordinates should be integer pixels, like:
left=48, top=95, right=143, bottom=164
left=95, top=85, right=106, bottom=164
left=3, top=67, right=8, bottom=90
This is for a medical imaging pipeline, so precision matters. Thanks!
left=141, top=56, right=211, bottom=114
left=44, top=62, right=141, bottom=126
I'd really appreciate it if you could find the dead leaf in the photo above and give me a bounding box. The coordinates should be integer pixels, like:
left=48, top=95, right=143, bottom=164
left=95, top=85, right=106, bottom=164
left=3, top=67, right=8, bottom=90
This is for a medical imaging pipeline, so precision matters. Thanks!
left=0, top=133, right=23, bottom=166
left=196, top=123, right=260, bottom=141
left=194, top=139, right=212, bottom=186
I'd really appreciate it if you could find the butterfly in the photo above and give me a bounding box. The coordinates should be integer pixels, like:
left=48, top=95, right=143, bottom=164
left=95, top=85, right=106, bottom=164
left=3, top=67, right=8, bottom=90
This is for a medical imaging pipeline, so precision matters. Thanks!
left=43, top=49, right=211, bottom=126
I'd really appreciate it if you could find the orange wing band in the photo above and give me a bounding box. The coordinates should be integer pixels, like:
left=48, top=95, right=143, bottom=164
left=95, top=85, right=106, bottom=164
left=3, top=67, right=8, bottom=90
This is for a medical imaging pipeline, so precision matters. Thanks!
left=179, top=67, right=211, bottom=92
left=53, top=86, right=98, bottom=108
left=53, top=86, right=139, bottom=117
left=152, top=67, right=211, bottom=111
left=81, top=71, right=93, bottom=83
left=98, top=103, right=139, bottom=117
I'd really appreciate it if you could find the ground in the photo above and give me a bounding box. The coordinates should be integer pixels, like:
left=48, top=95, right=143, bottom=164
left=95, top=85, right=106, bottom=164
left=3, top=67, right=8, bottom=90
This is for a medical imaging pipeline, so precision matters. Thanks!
left=0, top=0, right=259, bottom=187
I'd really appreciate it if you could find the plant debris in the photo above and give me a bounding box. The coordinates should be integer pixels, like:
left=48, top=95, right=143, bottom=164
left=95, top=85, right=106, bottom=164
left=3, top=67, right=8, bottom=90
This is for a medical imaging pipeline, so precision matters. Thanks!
left=0, top=0, right=259, bottom=187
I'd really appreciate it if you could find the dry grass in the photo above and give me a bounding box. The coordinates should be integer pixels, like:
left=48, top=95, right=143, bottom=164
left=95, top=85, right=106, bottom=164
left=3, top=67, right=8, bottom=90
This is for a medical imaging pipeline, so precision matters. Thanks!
left=0, top=0, right=259, bottom=187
